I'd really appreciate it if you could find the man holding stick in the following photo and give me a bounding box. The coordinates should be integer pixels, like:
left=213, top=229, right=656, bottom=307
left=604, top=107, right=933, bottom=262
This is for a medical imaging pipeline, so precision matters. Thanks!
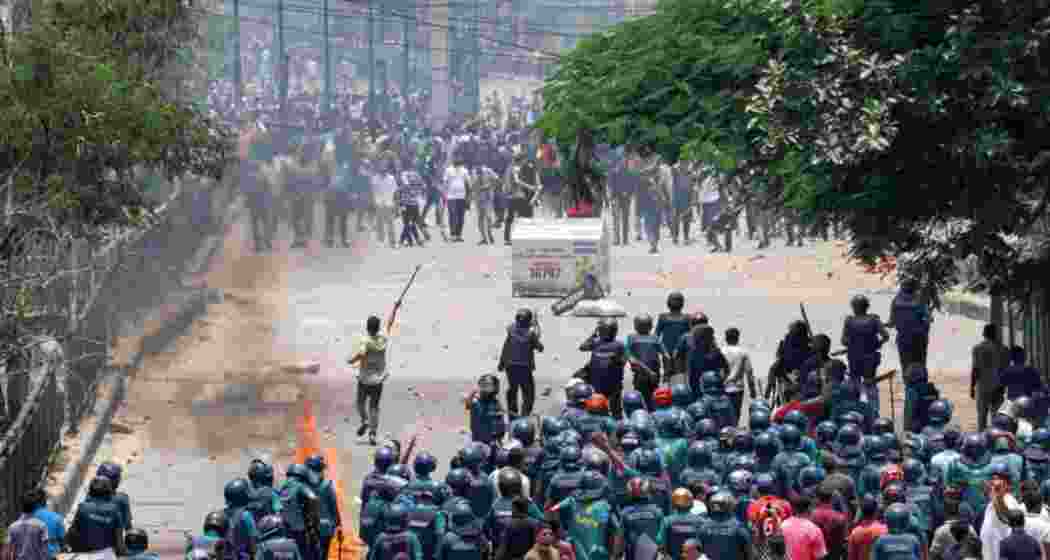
left=348, top=266, right=419, bottom=445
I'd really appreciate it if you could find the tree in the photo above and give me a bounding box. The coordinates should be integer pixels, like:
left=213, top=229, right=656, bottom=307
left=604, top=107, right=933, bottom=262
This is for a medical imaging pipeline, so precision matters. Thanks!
left=746, top=1, right=1050, bottom=300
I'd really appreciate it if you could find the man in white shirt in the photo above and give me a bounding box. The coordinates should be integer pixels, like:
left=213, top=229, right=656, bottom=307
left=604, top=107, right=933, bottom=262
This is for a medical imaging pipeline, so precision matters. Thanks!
left=443, top=156, right=471, bottom=242
left=981, top=471, right=1025, bottom=560
left=699, top=166, right=726, bottom=252
left=722, top=327, right=757, bottom=427
left=370, top=161, right=399, bottom=249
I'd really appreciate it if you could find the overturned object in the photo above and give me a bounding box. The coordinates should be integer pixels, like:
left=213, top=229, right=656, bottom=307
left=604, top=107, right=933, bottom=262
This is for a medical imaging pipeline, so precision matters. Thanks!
left=571, top=299, right=626, bottom=318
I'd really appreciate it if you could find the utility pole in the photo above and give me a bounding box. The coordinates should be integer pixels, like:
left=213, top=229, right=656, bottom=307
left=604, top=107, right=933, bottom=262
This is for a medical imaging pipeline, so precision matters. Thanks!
left=322, top=0, right=331, bottom=119
left=233, top=0, right=242, bottom=111
left=367, top=0, right=376, bottom=130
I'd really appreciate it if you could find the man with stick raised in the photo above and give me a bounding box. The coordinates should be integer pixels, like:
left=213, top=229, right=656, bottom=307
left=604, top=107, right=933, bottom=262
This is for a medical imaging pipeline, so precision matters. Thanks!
left=348, top=265, right=421, bottom=445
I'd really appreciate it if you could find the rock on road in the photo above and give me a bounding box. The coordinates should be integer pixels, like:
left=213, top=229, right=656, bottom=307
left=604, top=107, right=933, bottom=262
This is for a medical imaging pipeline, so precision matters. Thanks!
left=78, top=214, right=983, bottom=555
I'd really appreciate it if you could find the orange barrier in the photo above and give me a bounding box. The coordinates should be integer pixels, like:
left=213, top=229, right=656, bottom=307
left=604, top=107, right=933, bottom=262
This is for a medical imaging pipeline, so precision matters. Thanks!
left=295, top=399, right=366, bottom=560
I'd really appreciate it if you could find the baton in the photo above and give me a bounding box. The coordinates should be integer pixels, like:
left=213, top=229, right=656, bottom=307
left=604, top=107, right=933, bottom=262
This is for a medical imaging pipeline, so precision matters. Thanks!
left=395, top=264, right=422, bottom=307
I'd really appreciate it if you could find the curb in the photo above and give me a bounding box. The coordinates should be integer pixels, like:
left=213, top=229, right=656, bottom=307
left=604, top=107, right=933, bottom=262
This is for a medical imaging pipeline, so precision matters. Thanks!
left=51, top=195, right=243, bottom=516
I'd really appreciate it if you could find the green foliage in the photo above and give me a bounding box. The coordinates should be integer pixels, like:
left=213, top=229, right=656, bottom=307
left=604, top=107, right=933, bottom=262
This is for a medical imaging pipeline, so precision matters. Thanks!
left=0, top=0, right=233, bottom=238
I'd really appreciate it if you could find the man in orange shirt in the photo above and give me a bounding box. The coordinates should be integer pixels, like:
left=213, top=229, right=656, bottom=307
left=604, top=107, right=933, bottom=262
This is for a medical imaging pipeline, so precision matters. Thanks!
left=848, top=496, right=887, bottom=560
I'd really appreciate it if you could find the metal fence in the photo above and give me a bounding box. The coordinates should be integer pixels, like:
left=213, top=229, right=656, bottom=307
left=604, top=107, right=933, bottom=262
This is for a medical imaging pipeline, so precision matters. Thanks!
left=0, top=363, right=64, bottom=523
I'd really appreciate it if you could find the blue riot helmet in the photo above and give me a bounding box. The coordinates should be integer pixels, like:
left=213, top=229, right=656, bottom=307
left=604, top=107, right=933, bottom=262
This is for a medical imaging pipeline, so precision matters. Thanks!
left=634, top=419, right=657, bottom=443
left=414, top=452, right=437, bottom=477
left=445, top=468, right=472, bottom=496
left=584, top=450, right=611, bottom=476
left=783, top=410, right=808, bottom=432
left=872, top=418, right=894, bottom=436
left=884, top=503, right=911, bottom=532
left=754, top=432, right=779, bottom=461
left=733, top=432, right=754, bottom=454
left=374, top=446, right=397, bottom=473
left=727, top=470, right=753, bottom=494
left=731, top=455, right=757, bottom=474
left=961, top=433, right=988, bottom=462
left=387, top=464, right=413, bottom=482
left=570, top=383, right=594, bottom=406
left=799, top=466, right=826, bottom=490
left=671, top=384, right=693, bottom=407
left=511, top=418, right=536, bottom=446
left=622, top=391, right=646, bottom=415
left=249, top=459, right=274, bottom=487
left=658, top=413, right=686, bottom=439
left=257, top=515, right=287, bottom=540
left=384, top=504, right=409, bottom=532
left=97, top=462, right=123, bottom=488
left=450, top=501, right=475, bottom=528
left=902, top=458, right=925, bottom=485
left=697, top=419, right=719, bottom=441
left=750, top=410, right=772, bottom=433
left=754, top=473, right=777, bottom=496
left=816, top=421, right=838, bottom=447
left=634, top=313, right=654, bottom=334
left=750, top=399, right=773, bottom=415
left=780, top=425, right=802, bottom=451
left=580, top=470, right=608, bottom=500
left=560, top=431, right=583, bottom=448
left=542, top=417, right=565, bottom=440
left=560, top=446, right=583, bottom=470
left=621, top=433, right=641, bottom=455
left=927, top=399, right=952, bottom=425
left=1032, top=428, right=1050, bottom=450
left=224, top=478, right=253, bottom=507
left=87, top=476, right=114, bottom=499
left=637, top=448, right=663, bottom=476
left=863, top=435, right=886, bottom=460
left=838, top=411, right=865, bottom=428
left=461, top=445, right=484, bottom=471
left=837, top=424, right=862, bottom=447
left=687, top=441, right=713, bottom=468
left=701, top=371, right=724, bottom=394
left=943, top=426, right=963, bottom=449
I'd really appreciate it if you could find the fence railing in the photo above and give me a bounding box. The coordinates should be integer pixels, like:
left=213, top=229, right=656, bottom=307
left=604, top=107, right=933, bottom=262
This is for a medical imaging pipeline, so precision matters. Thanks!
left=0, top=364, right=64, bottom=523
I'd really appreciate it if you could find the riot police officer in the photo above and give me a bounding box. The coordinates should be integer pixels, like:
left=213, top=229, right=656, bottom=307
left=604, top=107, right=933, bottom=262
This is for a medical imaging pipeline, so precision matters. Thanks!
left=580, top=319, right=627, bottom=419
left=626, top=314, right=662, bottom=411
left=256, top=515, right=304, bottom=560
left=498, top=309, right=544, bottom=419
left=840, top=294, right=889, bottom=412
left=305, top=455, right=342, bottom=560
left=279, top=465, right=321, bottom=560
left=222, top=479, right=259, bottom=560
left=68, top=476, right=125, bottom=554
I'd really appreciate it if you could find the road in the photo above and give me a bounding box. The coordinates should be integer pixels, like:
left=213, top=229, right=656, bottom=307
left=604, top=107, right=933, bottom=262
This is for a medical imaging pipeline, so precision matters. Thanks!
left=70, top=208, right=985, bottom=555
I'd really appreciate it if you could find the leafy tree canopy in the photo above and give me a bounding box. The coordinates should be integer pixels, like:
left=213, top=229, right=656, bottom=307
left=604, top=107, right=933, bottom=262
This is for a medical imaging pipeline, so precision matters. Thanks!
left=0, top=0, right=233, bottom=239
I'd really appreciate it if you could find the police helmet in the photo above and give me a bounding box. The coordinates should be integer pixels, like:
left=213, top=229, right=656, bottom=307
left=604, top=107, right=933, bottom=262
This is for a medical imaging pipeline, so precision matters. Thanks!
left=124, top=528, right=149, bottom=551
left=697, top=419, right=719, bottom=441
left=542, top=416, right=566, bottom=440
left=754, top=473, right=777, bottom=496
left=497, top=469, right=524, bottom=497
left=816, top=421, right=838, bottom=446
left=882, top=432, right=901, bottom=454
left=478, top=374, right=500, bottom=397
left=707, top=491, right=736, bottom=514
left=461, top=445, right=484, bottom=470
left=1033, top=428, right=1050, bottom=449
left=780, top=425, right=802, bottom=450
left=873, top=418, right=894, bottom=436
left=850, top=294, right=870, bottom=311
left=627, top=477, right=651, bottom=501
left=685, top=402, right=707, bottom=424
left=961, top=433, right=987, bottom=462
left=943, top=426, right=962, bottom=449
left=671, top=488, right=694, bottom=510
left=511, top=418, right=536, bottom=446
left=750, top=410, right=772, bottom=433
left=223, top=478, right=252, bottom=507
left=634, top=313, right=654, bottom=334
left=596, top=318, right=619, bottom=340
left=657, top=414, right=685, bottom=439
left=414, top=452, right=437, bottom=476
left=884, top=503, right=911, bottom=531
left=863, top=435, right=886, bottom=459
left=732, top=454, right=757, bottom=474
left=203, top=511, right=226, bottom=534
left=755, top=432, right=779, bottom=460
left=750, top=399, right=773, bottom=415
left=636, top=449, right=662, bottom=476
left=374, top=446, right=397, bottom=473
left=727, top=470, right=753, bottom=494
left=570, top=383, right=595, bottom=405
left=992, top=412, right=1018, bottom=434
left=515, top=308, right=533, bottom=327
left=687, top=441, right=712, bottom=468
left=837, top=423, right=862, bottom=447
left=622, top=391, right=646, bottom=415
left=384, top=504, right=410, bottom=532
left=901, top=458, right=925, bottom=484
left=671, top=384, right=693, bottom=407
left=798, top=466, right=825, bottom=489
left=584, top=450, right=611, bottom=476
left=97, top=462, right=123, bottom=488
left=286, top=463, right=312, bottom=482
left=580, top=470, right=607, bottom=500
left=445, top=469, right=472, bottom=495
left=928, top=399, right=952, bottom=424
left=450, top=501, right=475, bottom=528
left=839, top=411, right=866, bottom=428
left=560, top=431, right=583, bottom=449
left=305, top=454, right=326, bottom=474
left=387, top=464, right=413, bottom=481
left=700, top=371, right=724, bottom=394
left=257, top=515, right=287, bottom=540
left=249, top=459, right=274, bottom=486
left=667, top=291, right=685, bottom=311
left=733, top=432, right=754, bottom=453
left=560, top=446, right=583, bottom=470
left=1015, top=396, right=1036, bottom=420
left=783, top=410, right=808, bottom=431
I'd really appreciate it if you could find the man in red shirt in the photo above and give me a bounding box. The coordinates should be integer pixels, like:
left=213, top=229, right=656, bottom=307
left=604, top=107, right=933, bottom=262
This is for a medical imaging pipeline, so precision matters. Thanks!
left=748, top=475, right=792, bottom=560
left=848, top=496, right=887, bottom=560
left=782, top=494, right=828, bottom=560
left=810, top=486, right=848, bottom=560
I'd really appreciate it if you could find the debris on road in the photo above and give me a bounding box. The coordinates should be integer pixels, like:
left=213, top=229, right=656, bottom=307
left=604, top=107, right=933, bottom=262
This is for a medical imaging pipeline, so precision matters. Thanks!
left=281, top=361, right=321, bottom=375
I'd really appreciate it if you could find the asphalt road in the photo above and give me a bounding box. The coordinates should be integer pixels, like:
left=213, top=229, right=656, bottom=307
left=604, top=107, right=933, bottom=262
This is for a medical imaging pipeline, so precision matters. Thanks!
left=79, top=210, right=983, bottom=555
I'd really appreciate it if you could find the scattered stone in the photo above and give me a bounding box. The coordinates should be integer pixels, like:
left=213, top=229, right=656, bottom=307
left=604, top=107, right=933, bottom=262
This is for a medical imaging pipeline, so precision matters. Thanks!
left=442, top=344, right=449, bottom=349
left=344, top=417, right=351, bottom=423
left=110, top=422, right=133, bottom=435
left=541, top=387, right=552, bottom=397
left=459, top=428, right=468, bottom=435
left=281, top=361, right=321, bottom=375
